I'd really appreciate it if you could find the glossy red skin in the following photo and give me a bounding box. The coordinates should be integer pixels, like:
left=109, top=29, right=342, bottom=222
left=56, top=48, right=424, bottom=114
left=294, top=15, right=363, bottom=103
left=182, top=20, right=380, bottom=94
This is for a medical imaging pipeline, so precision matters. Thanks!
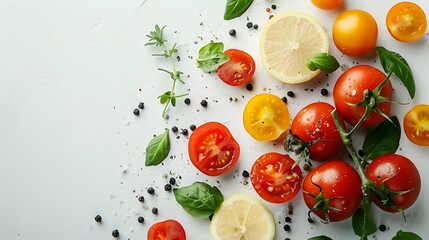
left=217, top=49, right=255, bottom=86
left=251, top=152, right=302, bottom=203
left=147, top=219, right=186, bottom=240
left=333, top=65, right=393, bottom=128
left=366, top=154, right=421, bottom=212
left=291, top=102, right=345, bottom=162
left=303, top=160, right=363, bottom=222
left=188, top=122, right=240, bottom=176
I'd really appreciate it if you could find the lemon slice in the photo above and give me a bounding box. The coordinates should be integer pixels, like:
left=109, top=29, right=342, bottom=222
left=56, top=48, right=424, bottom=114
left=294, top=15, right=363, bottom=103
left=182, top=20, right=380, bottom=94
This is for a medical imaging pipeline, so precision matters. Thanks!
left=260, top=11, right=329, bottom=84
left=210, top=194, right=275, bottom=240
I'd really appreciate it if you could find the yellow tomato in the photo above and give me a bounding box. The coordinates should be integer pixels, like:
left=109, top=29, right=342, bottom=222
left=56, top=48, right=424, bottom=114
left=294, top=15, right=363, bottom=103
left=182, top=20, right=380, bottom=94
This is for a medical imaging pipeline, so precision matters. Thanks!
left=243, top=94, right=290, bottom=141
left=386, top=2, right=427, bottom=42
left=311, top=0, right=342, bottom=10
left=333, top=10, right=378, bottom=57
left=403, top=104, right=429, bottom=146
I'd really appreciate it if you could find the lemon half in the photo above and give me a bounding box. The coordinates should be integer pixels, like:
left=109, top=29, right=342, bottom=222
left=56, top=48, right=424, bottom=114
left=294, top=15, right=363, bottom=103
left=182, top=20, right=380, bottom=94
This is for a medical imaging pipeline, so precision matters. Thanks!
left=260, top=11, right=329, bottom=84
left=210, top=194, right=275, bottom=240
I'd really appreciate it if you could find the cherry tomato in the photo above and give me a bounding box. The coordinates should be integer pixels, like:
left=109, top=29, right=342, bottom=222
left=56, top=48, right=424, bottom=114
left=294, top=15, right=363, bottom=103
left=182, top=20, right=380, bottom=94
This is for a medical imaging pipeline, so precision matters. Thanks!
left=243, top=93, right=290, bottom=141
left=217, top=49, right=255, bottom=86
left=333, top=65, right=393, bottom=128
left=386, top=2, right=427, bottom=42
left=332, top=10, right=378, bottom=57
left=250, top=152, right=302, bottom=203
left=303, top=160, right=363, bottom=222
left=311, top=0, right=342, bottom=10
left=188, top=122, right=240, bottom=176
left=289, top=102, right=345, bottom=162
left=366, top=154, right=421, bottom=212
left=403, top=104, right=429, bottom=146
left=147, top=219, right=186, bottom=240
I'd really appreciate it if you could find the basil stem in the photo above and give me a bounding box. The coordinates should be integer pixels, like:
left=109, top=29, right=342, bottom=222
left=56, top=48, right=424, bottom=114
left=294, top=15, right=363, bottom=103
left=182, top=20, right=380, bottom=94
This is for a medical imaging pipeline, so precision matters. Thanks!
left=145, top=129, right=170, bottom=166
left=224, top=0, right=254, bottom=20
left=306, top=53, right=340, bottom=73
left=197, top=42, right=230, bottom=72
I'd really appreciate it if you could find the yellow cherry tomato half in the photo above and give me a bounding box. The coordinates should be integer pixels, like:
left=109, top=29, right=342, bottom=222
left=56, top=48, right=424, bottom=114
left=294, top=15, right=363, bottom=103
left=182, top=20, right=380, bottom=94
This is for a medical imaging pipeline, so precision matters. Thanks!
left=243, top=93, right=290, bottom=141
left=403, top=104, right=429, bottom=146
left=333, top=10, right=378, bottom=57
left=386, top=1, right=427, bottom=42
left=311, top=0, right=343, bottom=10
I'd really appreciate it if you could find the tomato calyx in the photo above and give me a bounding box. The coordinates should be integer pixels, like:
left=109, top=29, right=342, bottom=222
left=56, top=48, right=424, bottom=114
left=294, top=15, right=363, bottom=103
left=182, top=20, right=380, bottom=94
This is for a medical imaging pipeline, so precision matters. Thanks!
left=284, top=134, right=325, bottom=167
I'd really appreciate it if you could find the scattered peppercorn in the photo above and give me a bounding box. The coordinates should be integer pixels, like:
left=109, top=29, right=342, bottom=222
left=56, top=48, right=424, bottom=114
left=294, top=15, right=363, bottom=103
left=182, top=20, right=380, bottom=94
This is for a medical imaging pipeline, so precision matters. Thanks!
left=321, top=88, right=328, bottom=96
left=308, top=217, right=315, bottom=223
left=229, top=29, right=236, bottom=36
left=379, top=224, right=387, bottom=232
left=147, top=187, right=155, bottom=195
left=138, top=216, right=145, bottom=223
left=283, top=224, right=291, bottom=232
left=133, top=108, right=140, bottom=116
left=190, top=124, right=196, bottom=131
left=171, top=126, right=178, bottom=133
left=271, top=4, right=277, bottom=9
left=164, top=183, right=172, bottom=192
left=285, top=238, right=291, bottom=240
left=169, top=177, right=176, bottom=185
left=138, top=102, right=145, bottom=109
left=112, top=229, right=120, bottom=238
left=184, top=98, right=191, bottom=105
left=138, top=196, right=145, bottom=203
left=242, top=170, right=250, bottom=178
left=358, top=149, right=365, bottom=157
left=246, top=83, right=253, bottom=91
left=246, top=22, right=253, bottom=28
left=176, top=56, right=181, bottom=61
left=181, top=129, right=188, bottom=136
left=281, top=96, right=287, bottom=104
left=200, top=99, right=208, bottom=107
left=152, top=207, right=158, bottom=214
left=94, top=215, right=102, bottom=223
left=265, top=7, right=271, bottom=12
left=303, top=163, right=311, bottom=172
left=253, top=24, right=259, bottom=30
left=287, top=91, right=295, bottom=97
left=285, top=216, right=291, bottom=223
left=288, top=205, right=294, bottom=215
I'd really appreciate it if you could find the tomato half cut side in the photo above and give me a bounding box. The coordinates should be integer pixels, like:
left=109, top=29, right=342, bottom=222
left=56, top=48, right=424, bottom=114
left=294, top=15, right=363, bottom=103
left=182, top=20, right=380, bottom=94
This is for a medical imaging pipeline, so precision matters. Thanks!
left=188, top=122, right=240, bottom=176
left=386, top=2, right=427, bottom=42
left=147, top=219, right=186, bottom=240
left=404, top=104, right=429, bottom=146
left=251, top=152, right=302, bottom=203
left=217, top=49, right=255, bottom=86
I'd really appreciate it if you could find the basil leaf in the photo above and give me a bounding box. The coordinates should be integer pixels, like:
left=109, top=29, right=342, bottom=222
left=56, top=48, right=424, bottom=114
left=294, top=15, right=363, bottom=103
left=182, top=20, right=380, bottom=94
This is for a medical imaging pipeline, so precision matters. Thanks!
left=352, top=208, right=377, bottom=237
left=376, top=46, right=415, bottom=99
left=196, top=42, right=230, bottom=72
left=392, top=230, right=422, bottom=240
left=145, top=129, right=170, bottom=166
left=306, top=53, right=340, bottom=73
left=308, top=236, right=333, bottom=240
left=173, top=182, right=224, bottom=218
left=224, top=0, right=254, bottom=20
left=363, top=116, right=400, bottom=160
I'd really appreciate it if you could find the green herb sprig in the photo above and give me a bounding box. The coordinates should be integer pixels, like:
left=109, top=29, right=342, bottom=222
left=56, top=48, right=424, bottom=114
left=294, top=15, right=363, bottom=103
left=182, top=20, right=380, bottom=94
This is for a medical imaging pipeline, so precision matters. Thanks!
left=145, top=25, right=188, bottom=118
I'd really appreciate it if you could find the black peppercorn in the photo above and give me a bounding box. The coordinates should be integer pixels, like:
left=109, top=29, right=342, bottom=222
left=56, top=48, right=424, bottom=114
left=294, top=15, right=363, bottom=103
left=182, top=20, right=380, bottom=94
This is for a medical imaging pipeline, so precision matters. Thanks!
left=281, top=96, right=287, bottom=104
left=283, top=224, right=291, bottom=231
left=112, top=229, right=119, bottom=238
left=152, top=207, right=158, bottom=214
left=138, top=216, right=145, bottom=223
left=190, top=124, right=196, bottom=131
left=138, top=196, right=145, bottom=203
left=242, top=170, right=250, bottom=178
left=379, top=224, right=387, bottom=232
left=229, top=29, right=236, bottom=36
left=321, top=88, right=329, bottom=96
left=246, top=22, right=253, bottom=28
left=181, top=129, right=188, bottom=136
left=169, top=177, right=176, bottom=185
left=285, top=216, right=291, bottom=222
left=133, top=108, right=140, bottom=116
left=164, top=184, right=172, bottom=192
left=358, top=149, right=365, bottom=157
left=253, top=24, right=259, bottom=30
left=271, top=4, right=277, bottom=9
left=94, top=215, right=102, bottom=223
left=147, top=187, right=155, bottom=195
left=184, top=98, right=191, bottom=105
left=138, top=102, right=145, bottom=109
left=287, top=91, right=295, bottom=97
left=171, top=126, right=178, bottom=133
left=245, top=83, right=253, bottom=91
left=200, top=99, right=208, bottom=107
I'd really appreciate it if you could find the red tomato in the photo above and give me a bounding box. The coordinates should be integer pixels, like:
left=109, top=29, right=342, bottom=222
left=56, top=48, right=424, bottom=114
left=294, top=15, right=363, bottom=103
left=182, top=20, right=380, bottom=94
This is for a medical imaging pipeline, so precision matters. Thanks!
left=386, top=1, right=427, bottom=42
left=403, top=104, right=429, bottom=146
left=217, top=49, right=255, bottom=86
left=303, top=160, right=363, bottom=222
left=333, top=65, right=393, bottom=128
left=366, top=154, right=421, bottom=212
left=289, top=102, right=345, bottom=162
left=332, top=10, right=378, bottom=57
left=147, top=219, right=186, bottom=240
left=188, top=122, right=240, bottom=176
left=311, top=0, right=342, bottom=10
left=250, top=152, right=302, bottom=203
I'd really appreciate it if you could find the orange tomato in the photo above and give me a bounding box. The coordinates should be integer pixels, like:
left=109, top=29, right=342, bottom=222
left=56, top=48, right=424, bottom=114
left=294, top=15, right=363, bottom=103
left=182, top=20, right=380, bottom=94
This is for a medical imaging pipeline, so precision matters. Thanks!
left=403, top=104, right=429, bottom=146
left=311, top=0, right=342, bottom=10
left=386, top=2, right=427, bottom=42
left=332, top=10, right=378, bottom=57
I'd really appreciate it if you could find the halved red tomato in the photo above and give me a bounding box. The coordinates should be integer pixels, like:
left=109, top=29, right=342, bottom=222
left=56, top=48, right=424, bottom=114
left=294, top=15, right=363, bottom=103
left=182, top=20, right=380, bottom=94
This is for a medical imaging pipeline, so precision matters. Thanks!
left=217, top=49, right=255, bottom=86
left=403, top=104, right=429, bottom=146
left=188, top=122, right=240, bottom=176
left=147, top=219, right=186, bottom=240
left=250, top=152, right=302, bottom=203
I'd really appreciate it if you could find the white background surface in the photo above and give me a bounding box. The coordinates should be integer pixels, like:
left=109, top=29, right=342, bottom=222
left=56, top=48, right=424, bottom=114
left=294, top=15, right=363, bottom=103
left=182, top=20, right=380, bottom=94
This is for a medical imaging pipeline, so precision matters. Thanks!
left=1, top=0, right=429, bottom=239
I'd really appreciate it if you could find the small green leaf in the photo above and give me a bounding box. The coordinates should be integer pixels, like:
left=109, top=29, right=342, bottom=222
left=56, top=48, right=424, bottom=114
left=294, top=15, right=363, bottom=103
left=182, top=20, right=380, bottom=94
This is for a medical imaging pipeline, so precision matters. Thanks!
left=173, top=182, right=224, bottom=218
left=352, top=208, right=377, bottom=237
left=376, top=46, right=415, bottom=99
left=308, top=236, right=333, bottom=240
left=171, top=97, right=176, bottom=107
left=392, top=230, right=422, bottom=240
left=224, top=0, right=254, bottom=20
left=363, top=116, right=400, bottom=160
left=306, top=53, right=340, bottom=73
left=145, top=129, right=170, bottom=166
left=196, top=42, right=230, bottom=72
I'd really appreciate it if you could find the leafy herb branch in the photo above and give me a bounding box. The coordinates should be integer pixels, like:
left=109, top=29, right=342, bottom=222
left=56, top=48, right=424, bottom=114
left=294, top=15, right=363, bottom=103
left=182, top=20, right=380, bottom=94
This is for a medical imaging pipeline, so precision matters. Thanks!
left=145, top=25, right=188, bottom=118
